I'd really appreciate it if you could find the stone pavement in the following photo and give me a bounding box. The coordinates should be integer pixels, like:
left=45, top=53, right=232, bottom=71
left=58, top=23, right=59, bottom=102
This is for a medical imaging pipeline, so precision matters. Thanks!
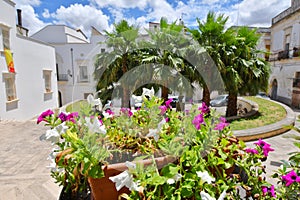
left=0, top=120, right=61, bottom=200
left=0, top=110, right=299, bottom=200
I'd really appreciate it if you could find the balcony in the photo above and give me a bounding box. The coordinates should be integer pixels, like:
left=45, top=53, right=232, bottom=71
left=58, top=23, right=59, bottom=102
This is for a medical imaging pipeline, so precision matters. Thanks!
left=278, top=50, right=289, bottom=60
left=57, top=74, right=68, bottom=81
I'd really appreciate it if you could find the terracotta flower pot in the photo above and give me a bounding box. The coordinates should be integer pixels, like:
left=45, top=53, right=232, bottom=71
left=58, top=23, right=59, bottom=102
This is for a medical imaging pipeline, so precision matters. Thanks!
left=88, top=156, right=176, bottom=200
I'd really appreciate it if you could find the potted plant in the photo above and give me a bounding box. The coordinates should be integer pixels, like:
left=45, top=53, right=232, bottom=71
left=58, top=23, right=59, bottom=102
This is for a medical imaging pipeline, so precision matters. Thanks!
left=38, top=89, right=278, bottom=200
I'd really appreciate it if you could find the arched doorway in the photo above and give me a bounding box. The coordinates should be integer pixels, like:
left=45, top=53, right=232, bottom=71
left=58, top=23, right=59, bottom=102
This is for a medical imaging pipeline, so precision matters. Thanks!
left=270, top=79, right=278, bottom=100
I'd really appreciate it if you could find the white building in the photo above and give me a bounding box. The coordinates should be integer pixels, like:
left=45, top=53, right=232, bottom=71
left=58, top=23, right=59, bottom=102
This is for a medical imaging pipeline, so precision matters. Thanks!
left=31, top=25, right=107, bottom=106
left=269, top=0, right=300, bottom=107
left=0, top=0, right=58, bottom=120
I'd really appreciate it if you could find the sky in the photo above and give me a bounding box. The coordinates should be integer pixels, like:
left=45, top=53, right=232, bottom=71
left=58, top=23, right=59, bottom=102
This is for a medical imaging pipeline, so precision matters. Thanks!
left=13, top=0, right=291, bottom=38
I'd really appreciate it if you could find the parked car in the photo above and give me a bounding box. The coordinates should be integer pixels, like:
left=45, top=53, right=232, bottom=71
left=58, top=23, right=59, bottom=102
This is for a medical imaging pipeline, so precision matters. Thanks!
left=256, top=92, right=270, bottom=100
left=210, top=95, right=228, bottom=107
left=132, top=95, right=143, bottom=110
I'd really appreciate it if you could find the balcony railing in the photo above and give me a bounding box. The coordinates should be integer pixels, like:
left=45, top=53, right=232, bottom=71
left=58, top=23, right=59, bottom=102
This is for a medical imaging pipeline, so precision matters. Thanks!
left=57, top=74, right=68, bottom=81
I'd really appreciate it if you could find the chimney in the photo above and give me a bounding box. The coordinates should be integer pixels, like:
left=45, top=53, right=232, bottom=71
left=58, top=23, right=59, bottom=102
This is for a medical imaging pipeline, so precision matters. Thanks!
left=17, top=9, right=22, bottom=27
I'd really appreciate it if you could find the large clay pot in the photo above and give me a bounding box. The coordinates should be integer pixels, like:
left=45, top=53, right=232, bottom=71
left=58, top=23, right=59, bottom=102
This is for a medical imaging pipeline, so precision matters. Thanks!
left=88, top=156, right=176, bottom=200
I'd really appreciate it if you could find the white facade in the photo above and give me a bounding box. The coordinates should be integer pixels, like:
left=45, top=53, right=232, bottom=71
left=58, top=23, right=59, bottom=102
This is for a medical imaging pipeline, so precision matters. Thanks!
left=269, top=0, right=300, bottom=107
left=31, top=25, right=107, bottom=106
left=0, top=0, right=58, bottom=120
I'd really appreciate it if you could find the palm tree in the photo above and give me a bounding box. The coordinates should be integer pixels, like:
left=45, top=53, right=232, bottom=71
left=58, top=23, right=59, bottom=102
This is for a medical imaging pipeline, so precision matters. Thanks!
left=225, top=26, right=270, bottom=116
left=94, top=20, right=139, bottom=107
left=189, top=12, right=234, bottom=106
left=140, top=18, right=194, bottom=101
left=190, top=12, right=270, bottom=117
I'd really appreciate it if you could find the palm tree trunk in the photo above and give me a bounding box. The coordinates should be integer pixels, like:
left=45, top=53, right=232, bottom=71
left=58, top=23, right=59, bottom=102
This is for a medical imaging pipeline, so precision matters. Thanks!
left=121, top=54, right=130, bottom=108
left=162, top=86, right=168, bottom=102
left=202, top=84, right=210, bottom=106
left=226, top=91, right=237, bottom=117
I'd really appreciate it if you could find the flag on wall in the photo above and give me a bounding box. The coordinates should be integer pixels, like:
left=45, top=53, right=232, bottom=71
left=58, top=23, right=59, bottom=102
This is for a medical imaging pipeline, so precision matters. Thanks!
left=4, top=48, right=15, bottom=73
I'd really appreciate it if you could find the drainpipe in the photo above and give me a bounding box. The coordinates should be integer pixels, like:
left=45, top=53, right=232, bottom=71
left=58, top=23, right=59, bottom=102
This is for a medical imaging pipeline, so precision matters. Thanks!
left=70, top=48, right=74, bottom=85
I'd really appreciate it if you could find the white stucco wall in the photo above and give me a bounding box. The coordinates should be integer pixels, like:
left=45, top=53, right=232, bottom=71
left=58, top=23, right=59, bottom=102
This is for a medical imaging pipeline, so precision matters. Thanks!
left=0, top=0, right=58, bottom=120
left=272, top=31, right=284, bottom=51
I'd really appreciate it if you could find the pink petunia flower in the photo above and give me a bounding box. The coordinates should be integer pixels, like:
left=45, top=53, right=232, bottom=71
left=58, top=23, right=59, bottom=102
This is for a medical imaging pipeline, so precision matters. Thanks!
left=159, top=105, right=168, bottom=115
left=282, top=170, right=300, bottom=187
left=254, top=139, right=274, bottom=157
left=66, top=112, right=78, bottom=123
left=262, top=185, right=276, bottom=197
left=106, top=109, right=114, bottom=115
left=214, top=117, right=229, bottom=131
left=245, top=148, right=259, bottom=154
left=165, top=98, right=173, bottom=108
left=37, top=109, right=54, bottom=124
left=198, top=102, right=209, bottom=114
left=120, top=108, right=133, bottom=117
left=58, top=112, right=67, bottom=122
left=192, top=113, right=205, bottom=130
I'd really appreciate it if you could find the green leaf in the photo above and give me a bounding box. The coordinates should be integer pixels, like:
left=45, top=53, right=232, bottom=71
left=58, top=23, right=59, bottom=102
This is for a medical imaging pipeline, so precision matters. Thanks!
left=146, top=174, right=166, bottom=185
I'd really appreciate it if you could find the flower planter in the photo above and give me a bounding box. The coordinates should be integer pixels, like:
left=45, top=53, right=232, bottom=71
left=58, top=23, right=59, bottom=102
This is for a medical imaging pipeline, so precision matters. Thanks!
left=88, top=156, right=176, bottom=200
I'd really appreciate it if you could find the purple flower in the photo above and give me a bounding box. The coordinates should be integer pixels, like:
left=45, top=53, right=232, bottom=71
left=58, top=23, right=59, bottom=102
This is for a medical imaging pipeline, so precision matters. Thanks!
left=262, top=185, right=276, bottom=197
left=198, top=102, right=209, bottom=114
left=245, top=148, right=259, bottom=154
left=58, top=112, right=67, bottom=122
left=192, top=113, right=205, bottom=130
left=165, top=98, right=173, bottom=108
left=66, top=112, right=78, bottom=123
left=214, top=117, right=229, bottom=130
left=254, top=139, right=274, bottom=157
left=165, top=117, right=169, bottom=122
left=37, top=109, right=54, bottom=124
left=282, top=170, right=300, bottom=187
left=159, top=105, right=168, bottom=115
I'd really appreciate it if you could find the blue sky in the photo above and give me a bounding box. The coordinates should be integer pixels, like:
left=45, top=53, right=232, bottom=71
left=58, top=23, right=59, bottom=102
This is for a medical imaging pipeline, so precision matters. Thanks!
left=13, top=0, right=290, bottom=38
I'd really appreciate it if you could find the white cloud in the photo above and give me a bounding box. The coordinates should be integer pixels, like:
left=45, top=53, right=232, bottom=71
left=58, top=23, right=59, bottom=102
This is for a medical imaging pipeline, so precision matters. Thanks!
left=91, top=0, right=148, bottom=10
left=15, top=5, right=48, bottom=35
left=42, top=9, right=50, bottom=18
left=51, top=4, right=110, bottom=37
left=14, top=0, right=41, bottom=6
left=236, top=0, right=290, bottom=27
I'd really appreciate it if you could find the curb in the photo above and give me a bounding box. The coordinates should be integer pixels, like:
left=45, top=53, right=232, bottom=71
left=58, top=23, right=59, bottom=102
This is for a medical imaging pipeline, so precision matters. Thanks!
left=233, top=100, right=296, bottom=142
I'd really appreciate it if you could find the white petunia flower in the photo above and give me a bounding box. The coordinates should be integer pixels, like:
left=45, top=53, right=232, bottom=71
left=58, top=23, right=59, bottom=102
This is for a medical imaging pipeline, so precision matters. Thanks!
left=87, top=94, right=102, bottom=108
left=109, top=162, right=141, bottom=191
left=102, top=111, right=113, bottom=118
left=55, top=122, right=68, bottom=134
left=200, top=190, right=226, bottom=200
left=85, top=117, right=106, bottom=134
left=196, top=171, right=215, bottom=184
left=146, top=129, right=159, bottom=141
left=45, top=129, right=60, bottom=144
left=167, top=173, right=182, bottom=184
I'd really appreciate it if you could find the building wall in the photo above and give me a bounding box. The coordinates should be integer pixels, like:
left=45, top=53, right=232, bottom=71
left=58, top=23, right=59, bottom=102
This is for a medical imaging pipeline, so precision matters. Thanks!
left=0, top=0, right=58, bottom=120
left=269, top=1, right=300, bottom=107
left=31, top=26, right=108, bottom=106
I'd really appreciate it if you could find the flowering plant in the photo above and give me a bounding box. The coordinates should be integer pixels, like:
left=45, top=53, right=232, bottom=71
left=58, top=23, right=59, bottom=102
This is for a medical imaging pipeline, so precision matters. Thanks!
left=38, top=90, right=284, bottom=199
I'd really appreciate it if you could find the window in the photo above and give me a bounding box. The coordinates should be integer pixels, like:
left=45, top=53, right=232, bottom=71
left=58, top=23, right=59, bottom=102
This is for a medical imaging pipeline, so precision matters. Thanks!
left=43, top=70, right=52, bottom=93
left=0, top=24, right=11, bottom=52
left=2, top=28, right=10, bottom=49
left=3, top=73, right=17, bottom=101
left=79, top=66, right=88, bottom=82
